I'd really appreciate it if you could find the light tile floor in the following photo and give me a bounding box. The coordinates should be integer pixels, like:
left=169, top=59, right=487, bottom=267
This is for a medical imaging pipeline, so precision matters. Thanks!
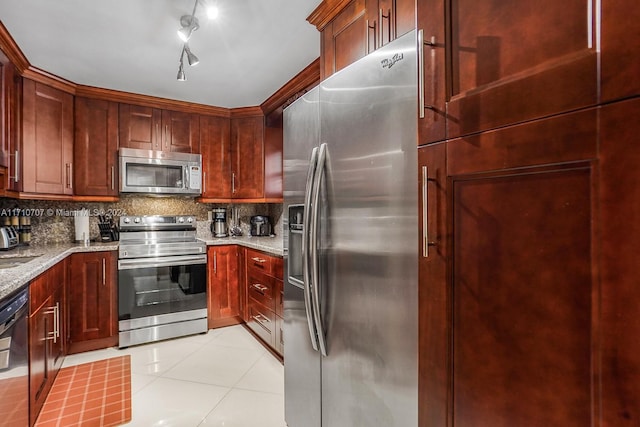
left=62, top=325, right=286, bottom=427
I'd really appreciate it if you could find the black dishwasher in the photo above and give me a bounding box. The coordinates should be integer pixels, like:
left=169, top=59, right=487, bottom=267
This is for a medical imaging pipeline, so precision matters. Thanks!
left=0, top=288, right=29, bottom=427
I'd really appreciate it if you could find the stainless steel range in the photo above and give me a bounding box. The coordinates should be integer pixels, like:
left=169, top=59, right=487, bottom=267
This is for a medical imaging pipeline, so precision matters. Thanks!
left=118, top=215, right=207, bottom=348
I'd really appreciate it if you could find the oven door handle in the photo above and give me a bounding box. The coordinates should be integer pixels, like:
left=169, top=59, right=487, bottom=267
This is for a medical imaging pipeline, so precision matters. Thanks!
left=118, top=254, right=207, bottom=270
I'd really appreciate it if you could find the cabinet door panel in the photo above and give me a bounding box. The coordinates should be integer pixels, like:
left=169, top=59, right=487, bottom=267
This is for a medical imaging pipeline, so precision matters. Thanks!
left=68, top=252, right=117, bottom=349
left=447, top=0, right=597, bottom=138
left=418, top=142, right=447, bottom=427
left=451, top=165, right=593, bottom=427
left=22, top=79, right=73, bottom=195
left=208, top=246, right=240, bottom=328
left=231, top=116, right=264, bottom=199
left=321, top=0, right=367, bottom=78
left=119, top=104, right=161, bottom=151
left=74, top=97, right=118, bottom=196
left=162, top=110, right=199, bottom=153
left=600, top=98, right=640, bottom=425
left=200, top=115, right=231, bottom=198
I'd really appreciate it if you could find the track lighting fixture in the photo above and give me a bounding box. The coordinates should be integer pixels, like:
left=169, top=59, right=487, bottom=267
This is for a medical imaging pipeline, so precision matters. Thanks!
left=176, top=0, right=216, bottom=81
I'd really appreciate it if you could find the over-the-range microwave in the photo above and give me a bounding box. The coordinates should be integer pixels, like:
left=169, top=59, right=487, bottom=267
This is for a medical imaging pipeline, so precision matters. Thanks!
left=119, top=147, right=202, bottom=195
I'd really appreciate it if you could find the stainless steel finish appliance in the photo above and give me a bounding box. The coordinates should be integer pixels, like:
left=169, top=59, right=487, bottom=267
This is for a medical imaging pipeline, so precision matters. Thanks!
left=250, top=215, right=272, bottom=236
left=283, top=31, right=418, bottom=427
left=0, top=226, right=18, bottom=250
left=0, top=288, right=29, bottom=426
left=118, top=215, right=207, bottom=347
left=119, top=147, right=202, bottom=195
left=211, top=208, right=228, bottom=237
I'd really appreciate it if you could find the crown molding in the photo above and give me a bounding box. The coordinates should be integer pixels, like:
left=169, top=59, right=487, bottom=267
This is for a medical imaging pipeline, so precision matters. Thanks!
left=261, top=58, right=320, bottom=116
left=0, top=21, right=29, bottom=72
left=307, top=0, right=354, bottom=30
left=230, top=106, right=264, bottom=118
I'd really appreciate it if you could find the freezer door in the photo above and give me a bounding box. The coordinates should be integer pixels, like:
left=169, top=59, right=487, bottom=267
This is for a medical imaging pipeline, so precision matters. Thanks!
left=283, top=88, right=321, bottom=427
left=318, top=31, right=419, bottom=426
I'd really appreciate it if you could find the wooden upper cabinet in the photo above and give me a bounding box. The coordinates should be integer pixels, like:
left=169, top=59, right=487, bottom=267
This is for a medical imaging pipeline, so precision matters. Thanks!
left=365, top=0, right=415, bottom=52
left=74, top=97, right=119, bottom=197
left=21, top=79, right=74, bottom=195
left=321, top=0, right=368, bottom=79
left=200, top=115, right=231, bottom=198
left=120, top=104, right=199, bottom=153
left=0, top=52, right=16, bottom=168
left=446, top=0, right=598, bottom=138
left=118, top=104, right=161, bottom=151
left=417, top=0, right=446, bottom=145
left=161, top=109, right=200, bottom=153
left=601, top=0, right=640, bottom=103
left=230, top=115, right=264, bottom=199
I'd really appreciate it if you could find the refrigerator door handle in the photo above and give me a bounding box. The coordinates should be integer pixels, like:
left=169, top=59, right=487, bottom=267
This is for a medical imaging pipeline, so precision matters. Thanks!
left=310, top=142, right=329, bottom=357
left=303, top=146, right=320, bottom=352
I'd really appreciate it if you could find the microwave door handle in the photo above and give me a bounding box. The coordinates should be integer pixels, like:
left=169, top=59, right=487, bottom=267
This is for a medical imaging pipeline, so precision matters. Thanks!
left=303, top=146, right=320, bottom=352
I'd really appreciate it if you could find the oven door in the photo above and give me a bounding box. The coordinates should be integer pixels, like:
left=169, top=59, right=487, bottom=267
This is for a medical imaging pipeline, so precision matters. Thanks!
left=118, top=254, right=207, bottom=329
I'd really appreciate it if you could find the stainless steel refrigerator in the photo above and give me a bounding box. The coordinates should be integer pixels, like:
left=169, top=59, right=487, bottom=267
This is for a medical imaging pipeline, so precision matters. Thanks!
left=283, top=30, right=418, bottom=427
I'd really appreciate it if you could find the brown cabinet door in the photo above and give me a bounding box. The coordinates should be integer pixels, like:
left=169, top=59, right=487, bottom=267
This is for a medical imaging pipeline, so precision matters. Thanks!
left=601, top=0, right=640, bottom=103
left=21, top=79, right=74, bottom=195
left=0, top=53, right=14, bottom=168
left=321, top=0, right=368, bottom=79
left=6, top=72, right=21, bottom=192
left=366, top=0, right=414, bottom=49
left=599, top=98, right=640, bottom=425
left=119, top=104, right=162, bottom=151
left=417, top=142, right=447, bottom=427
left=439, top=111, right=598, bottom=427
left=68, top=252, right=118, bottom=352
left=417, top=0, right=446, bottom=145
left=446, top=0, right=598, bottom=138
left=231, top=116, right=264, bottom=199
left=207, top=245, right=240, bottom=328
left=200, top=115, right=231, bottom=198
left=29, top=295, right=52, bottom=425
left=162, top=110, right=199, bottom=153
left=74, top=97, right=119, bottom=196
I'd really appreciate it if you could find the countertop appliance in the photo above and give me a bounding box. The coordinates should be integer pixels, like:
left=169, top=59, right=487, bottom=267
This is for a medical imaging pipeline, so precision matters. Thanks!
left=250, top=215, right=272, bottom=236
left=211, top=208, right=228, bottom=238
left=283, top=31, right=418, bottom=427
left=118, top=215, right=207, bottom=347
left=0, top=226, right=18, bottom=250
left=0, top=288, right=29, bottom=426
left=119, top=148, right=202, bottom=195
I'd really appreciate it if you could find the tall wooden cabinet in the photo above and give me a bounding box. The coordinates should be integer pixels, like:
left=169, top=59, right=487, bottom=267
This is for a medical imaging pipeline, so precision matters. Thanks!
left=67, top=251, right=118, bottom=354
left=207, top=245, right=241, bottom=328
left=74, top=97, right=119, bottom=197
left=21, top=79, right=74, bottom=195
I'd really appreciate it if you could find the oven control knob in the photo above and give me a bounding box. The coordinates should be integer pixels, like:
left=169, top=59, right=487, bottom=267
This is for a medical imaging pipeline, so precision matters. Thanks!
left=123, top=218, right=130, bottom=224
left=178, top=217, right=185, bottom=223
left=187, top=217, right=193, bottom=223
left=134, top=217, right=141, bottom=223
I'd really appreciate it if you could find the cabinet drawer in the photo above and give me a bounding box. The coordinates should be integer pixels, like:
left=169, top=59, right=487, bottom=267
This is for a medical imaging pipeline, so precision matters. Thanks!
left=246, top=249, right=274, bottom=276
left=29, top=274, right=49, bottom=313
left=246, top=299, right=275, bottom=346
left=247, top=270, right=275, bottom=310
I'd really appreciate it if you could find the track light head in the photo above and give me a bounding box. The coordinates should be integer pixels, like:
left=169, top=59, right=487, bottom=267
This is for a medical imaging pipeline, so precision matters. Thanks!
left=184, top=45, right=200, bottom=66
left=177, top=61, right=186, bottom=81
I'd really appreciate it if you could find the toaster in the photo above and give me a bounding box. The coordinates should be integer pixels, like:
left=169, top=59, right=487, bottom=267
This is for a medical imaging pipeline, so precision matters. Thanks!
left=250, top=215, right=272, bottom=237
left=0, top=226, right=19, bottom=250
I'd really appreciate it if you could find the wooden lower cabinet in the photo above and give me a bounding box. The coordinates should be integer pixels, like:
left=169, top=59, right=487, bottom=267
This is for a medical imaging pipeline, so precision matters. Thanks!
left=207, top=245, right=242, bottom=328
left=419, top=110, right=598, bottom=426
left=29, top=260, right=66, bottom=426
left=243, top=248, right=284, bottom=355
left=67, top=251, right=118, bottom=354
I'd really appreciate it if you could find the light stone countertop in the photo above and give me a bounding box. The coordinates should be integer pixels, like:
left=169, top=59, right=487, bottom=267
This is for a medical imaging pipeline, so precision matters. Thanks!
left=0, top=235, right=283, bottom=302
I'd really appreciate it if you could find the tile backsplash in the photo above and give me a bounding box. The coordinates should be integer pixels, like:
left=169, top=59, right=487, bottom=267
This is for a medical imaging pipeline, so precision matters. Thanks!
left=0, top=195, right=283, bottom=245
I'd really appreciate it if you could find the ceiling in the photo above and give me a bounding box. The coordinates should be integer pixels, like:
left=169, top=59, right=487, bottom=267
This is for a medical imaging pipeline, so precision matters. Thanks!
left=0, top=0, right=321, bottom=108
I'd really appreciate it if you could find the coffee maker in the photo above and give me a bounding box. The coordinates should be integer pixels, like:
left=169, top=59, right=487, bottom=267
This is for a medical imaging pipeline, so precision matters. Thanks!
left=211, top=208, right=228, bottom=237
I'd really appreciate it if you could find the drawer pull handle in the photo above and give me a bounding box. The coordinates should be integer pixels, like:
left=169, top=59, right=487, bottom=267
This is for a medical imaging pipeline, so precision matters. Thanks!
left=252, top=283, right=268, bottom=294
left=252, top=314, right=271, bottom=324
left=251, top=257, right=266, bottom=264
